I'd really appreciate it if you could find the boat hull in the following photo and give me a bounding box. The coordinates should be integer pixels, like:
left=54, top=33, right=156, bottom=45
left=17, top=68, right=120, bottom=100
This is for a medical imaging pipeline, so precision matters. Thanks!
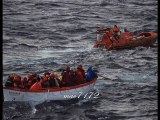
left=3, top=79, right=96, bottom=102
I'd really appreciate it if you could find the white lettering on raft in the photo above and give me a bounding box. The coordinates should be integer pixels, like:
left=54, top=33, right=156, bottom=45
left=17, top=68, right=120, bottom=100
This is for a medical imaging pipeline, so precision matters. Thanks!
left=9, top=91, right=20, bottom=96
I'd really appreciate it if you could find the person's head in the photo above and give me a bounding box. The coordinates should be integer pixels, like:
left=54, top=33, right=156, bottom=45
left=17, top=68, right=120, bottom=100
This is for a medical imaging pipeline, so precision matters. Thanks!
left=21, top=77, right=27, bottom=82
left=43, top=75, right=50, bottom=81
left=43, top=77, right=48, bottom=81
left=88, top=65, right=92, bottom=71
left=9, top=74, right=14, bottom=80
left=11, top=73, right=16, bottom=77
left=77, top=64, right=83, bottom=69
left=114, top=25, right=118, bottom=28
left=54, top=72, right=58, bottom=78
left=14, top=76, right=21, bottom=81
left=46, top=75, right=50, bottom=80
left=23, top=77, right=27, bottom=81
left=32, top=73, right=37, bottom=77
left=50, top=73, right=55, bottom=78
left=44, top=71, right=50, bottom=76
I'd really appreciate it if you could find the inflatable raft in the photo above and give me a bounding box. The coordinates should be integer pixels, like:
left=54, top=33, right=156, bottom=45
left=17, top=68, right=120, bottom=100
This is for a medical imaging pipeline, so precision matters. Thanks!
left=3, top=78, right=97, bottom=102
left=94, top=28, right=157, bottom=50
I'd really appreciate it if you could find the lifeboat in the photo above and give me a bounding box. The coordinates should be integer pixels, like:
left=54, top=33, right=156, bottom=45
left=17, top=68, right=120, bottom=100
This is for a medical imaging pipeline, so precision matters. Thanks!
left=3, top=78, right=97, bottom=102
left=94, top=28, right=157, bottom=50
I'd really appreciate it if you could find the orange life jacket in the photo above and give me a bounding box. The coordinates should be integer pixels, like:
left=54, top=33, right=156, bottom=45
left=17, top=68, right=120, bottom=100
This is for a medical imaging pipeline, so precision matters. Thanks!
left=13, top=76, right=21, bottom=85
left=63, top=71, right=71, bottom=84
left=106, top=31, right=113, bottom=38
left=76, top=70, right=84, bottom=84
left=41, top=76, right=50, bottom=87
left=21, top=77, right=28, bottom=89
left=13, top=76, right=22, bottom=88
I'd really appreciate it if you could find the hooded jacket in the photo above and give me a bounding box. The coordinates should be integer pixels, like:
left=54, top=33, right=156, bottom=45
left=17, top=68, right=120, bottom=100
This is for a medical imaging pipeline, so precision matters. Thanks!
left=86, top=66, right=97, bottom=81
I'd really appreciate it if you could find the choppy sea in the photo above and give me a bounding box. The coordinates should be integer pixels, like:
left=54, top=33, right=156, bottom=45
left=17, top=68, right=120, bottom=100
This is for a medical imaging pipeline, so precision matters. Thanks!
left=3, top=0, right=158, bottom=120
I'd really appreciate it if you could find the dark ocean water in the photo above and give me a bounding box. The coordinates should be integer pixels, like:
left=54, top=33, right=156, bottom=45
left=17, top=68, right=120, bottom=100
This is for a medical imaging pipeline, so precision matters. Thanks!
left=3, top=0, right=158, bottom=120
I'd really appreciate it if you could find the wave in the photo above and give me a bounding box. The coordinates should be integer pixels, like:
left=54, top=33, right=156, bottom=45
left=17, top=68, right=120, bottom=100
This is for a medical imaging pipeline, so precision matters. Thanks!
left=12, top=43, right=38, bottom=51
left=42, top=45, right=75, bottom=49
left=64, top=27, right=88, bottom=34
left=34, top=2, right=61, bottom=8
left=130, top=1, right=157, bottom=6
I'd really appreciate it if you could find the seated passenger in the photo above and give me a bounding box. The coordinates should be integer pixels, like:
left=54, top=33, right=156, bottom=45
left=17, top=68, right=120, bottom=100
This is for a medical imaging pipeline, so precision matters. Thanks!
left=76, top=71, right=84, bottom=84
left=76, top=65, right=86, bottom=84
left=113, top=25, right=120, bottom=33
left=86, top=65, right=98, bottom=82
left=37, top=75, right=41, bottom=81
left=60, top=69, right=65, bottom=87
left=69, top=70, right=77, bottom=85
left=62, top=66, right=72, bottom=86
left=106, top=31, right=114, bottom=43
left=113, top=25, right=120, bottom=41
left=21, top=77, right=29, bottom=89
left=49, top=72, right=60, bottom=87
left=27, top=74, right=36, bottom=88
left=32, top=73, right=39, bottom=82
left=13, top=75, right=21, bottom=88
left=49, top=73, right=55, bottom=87
left=59, top=74, right=63, bottom=87
left=77, top=64, right=86, bottom=80
left=41, top=75, right=50, bottom=88
left=54, top=72, right=60, bottom=87
left=5, top=74, right=15, bottom=87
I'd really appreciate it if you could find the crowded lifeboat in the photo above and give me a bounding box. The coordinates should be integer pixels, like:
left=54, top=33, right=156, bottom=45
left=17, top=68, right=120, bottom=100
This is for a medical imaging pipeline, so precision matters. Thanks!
left=94, top=25, right=157, bottom=50
left=3, top=65, right=98, bottom=101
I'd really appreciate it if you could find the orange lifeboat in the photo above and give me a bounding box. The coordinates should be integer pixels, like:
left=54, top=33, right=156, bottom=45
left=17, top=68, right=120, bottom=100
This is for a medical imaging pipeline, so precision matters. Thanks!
left=94, top=27, right=157, bottom=50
